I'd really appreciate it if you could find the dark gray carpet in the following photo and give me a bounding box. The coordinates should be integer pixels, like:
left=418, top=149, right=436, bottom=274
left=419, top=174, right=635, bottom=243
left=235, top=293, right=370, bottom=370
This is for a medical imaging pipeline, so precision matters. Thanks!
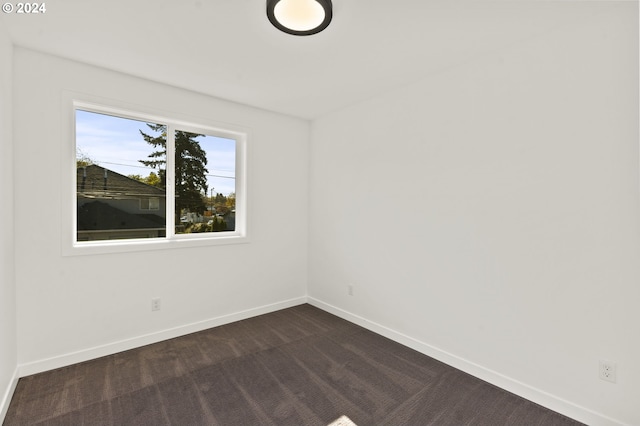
left=3, top=304, right=584, bottom=425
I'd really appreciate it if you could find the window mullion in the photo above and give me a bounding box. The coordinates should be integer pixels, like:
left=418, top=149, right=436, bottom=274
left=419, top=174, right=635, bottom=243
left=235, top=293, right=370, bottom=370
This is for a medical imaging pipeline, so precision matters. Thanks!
left=166, top=124, right=176, bottom=239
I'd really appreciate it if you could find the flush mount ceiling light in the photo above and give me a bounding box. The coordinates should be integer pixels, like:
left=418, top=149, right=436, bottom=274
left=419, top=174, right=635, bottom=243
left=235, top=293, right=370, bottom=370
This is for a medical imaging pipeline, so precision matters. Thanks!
left=267, top=0, right=333, bottom=36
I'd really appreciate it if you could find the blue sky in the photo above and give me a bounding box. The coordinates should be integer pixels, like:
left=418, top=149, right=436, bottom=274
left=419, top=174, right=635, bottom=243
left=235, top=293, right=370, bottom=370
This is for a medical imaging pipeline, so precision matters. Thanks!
left=76, top=110, right=236, bottom=196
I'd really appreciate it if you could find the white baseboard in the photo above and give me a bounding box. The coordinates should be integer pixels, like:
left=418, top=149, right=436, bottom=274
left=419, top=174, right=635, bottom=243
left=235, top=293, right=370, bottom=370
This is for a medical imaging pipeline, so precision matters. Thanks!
left=13, top=296, right=626, bottom=426
left=18, top=296, right=307, bottom=377
left=307, top=297, right=626, bottom=426
left=0, top=366, right=19, bottom=424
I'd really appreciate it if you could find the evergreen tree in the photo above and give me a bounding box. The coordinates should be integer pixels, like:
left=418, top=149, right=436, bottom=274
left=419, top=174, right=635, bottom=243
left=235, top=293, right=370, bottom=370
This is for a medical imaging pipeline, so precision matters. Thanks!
left=139, top=124, right=209, bottom=222
left=213, top=192, right=229, bottom=215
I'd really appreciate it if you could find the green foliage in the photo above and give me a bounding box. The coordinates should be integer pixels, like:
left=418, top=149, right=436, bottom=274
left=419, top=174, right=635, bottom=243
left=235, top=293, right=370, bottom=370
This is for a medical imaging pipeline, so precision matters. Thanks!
left=145, top=172, right=161, bottom=187
left=211, top=216, right=227, bottom=232
left=182, top=217, right=228, bottom=234
left=226, top=192, right=236, bottom=210
left=138, top=124, right=168, bottom=172
left=184, top=223, right=208, bottom=233
left=139, top=124, right=209, bottom=221
left=127, top=171, right=162, bottom=187
left=209, top=192, right=231, bottom=215
left=76, top=148, right=95, bottom=168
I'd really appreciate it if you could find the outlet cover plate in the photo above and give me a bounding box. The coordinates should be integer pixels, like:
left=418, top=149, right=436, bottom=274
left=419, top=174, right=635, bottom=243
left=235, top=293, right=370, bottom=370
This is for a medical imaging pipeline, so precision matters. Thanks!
left=599, top=360, right=616, bottom=383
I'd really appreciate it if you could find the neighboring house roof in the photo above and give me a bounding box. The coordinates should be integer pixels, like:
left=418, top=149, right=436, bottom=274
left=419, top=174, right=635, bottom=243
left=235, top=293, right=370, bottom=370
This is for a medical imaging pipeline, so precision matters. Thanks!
left=77, top=164, right=165, bottom=199
left=78, top=200, right=164, bottom=230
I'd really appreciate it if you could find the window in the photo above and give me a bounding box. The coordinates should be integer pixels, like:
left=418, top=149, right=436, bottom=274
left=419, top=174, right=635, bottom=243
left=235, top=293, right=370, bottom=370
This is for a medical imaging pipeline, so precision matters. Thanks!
left=71, top=102, right=247, bottom=253
left=140, top=198, right=160, bottom=211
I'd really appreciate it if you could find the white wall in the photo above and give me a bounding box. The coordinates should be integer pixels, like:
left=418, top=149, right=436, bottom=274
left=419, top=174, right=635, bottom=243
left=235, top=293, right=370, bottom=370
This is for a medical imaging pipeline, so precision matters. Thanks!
left=309, top=3, right=639, bottom=425
left=0, top=17, right=17, bottom=422
left=13, top=48, right=309, bottom=371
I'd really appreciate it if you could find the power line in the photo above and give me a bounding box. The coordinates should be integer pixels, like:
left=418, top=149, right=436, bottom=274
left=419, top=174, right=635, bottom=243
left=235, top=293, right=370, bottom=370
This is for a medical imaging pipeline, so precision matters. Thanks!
left=96, top=161, right=235, bottom=179
left=98, top=161, right=153, bottom=170
left=205, top=173, right=235, bottom=180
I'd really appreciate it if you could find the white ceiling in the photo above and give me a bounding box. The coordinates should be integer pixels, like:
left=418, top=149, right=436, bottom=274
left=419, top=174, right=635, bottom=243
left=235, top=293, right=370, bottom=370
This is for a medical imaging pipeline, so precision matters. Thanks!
left=0, top=0, right=619, bottom=119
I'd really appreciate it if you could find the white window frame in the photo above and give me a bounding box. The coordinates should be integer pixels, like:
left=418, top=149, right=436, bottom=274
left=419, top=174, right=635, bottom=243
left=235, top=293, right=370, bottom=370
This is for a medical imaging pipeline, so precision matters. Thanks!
left=63, top=97, right=249, bottom=256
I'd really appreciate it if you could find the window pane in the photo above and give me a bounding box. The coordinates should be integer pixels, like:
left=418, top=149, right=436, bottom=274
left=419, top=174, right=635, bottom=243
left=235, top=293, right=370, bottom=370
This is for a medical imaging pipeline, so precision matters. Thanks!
left=76, top=110, right=167, bottom=242
left=173, top=131, right=236, bottom=235
left=148, top=197, right=160, bottom=210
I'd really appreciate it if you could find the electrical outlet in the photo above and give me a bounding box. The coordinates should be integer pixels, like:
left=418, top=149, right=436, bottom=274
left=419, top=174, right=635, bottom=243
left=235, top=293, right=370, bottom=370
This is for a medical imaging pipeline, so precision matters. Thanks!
left=599, top=360, right=616, bottom=383
left=151, top=298, right=161, bottom=312
left=348, top=284, right=354, bottom=296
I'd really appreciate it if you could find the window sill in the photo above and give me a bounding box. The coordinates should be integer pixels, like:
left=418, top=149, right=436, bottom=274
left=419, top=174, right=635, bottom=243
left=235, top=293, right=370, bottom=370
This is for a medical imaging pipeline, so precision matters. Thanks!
left=63, top=233, right=249, bottom=256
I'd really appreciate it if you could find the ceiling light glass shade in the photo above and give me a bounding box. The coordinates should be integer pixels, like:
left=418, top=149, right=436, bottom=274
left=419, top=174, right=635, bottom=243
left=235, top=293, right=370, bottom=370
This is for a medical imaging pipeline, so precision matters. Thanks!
left=267, top=0, right=332, bottom=36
